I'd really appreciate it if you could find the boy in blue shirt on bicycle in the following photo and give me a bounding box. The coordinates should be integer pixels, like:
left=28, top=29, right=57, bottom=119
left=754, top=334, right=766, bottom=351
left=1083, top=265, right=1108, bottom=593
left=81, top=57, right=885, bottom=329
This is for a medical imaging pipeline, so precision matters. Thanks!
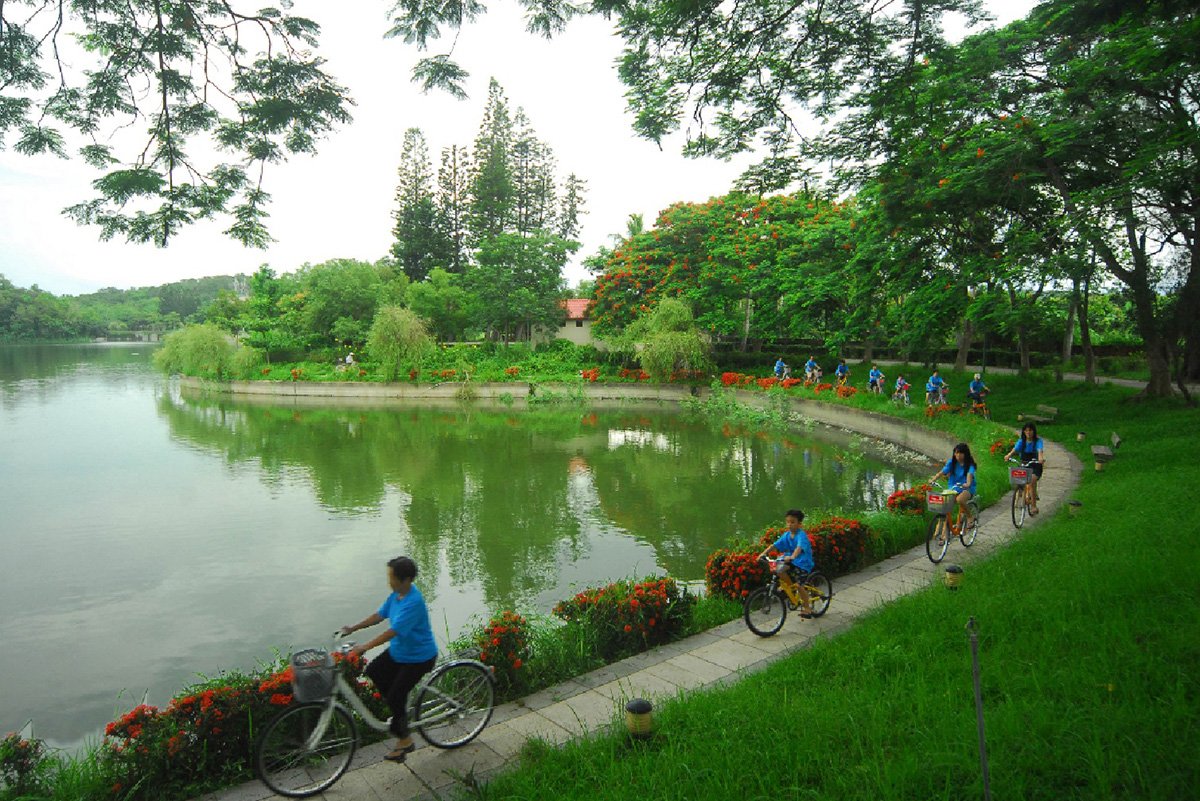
left=926, top=370, right=946, bottom=406
left=868, top=365, right=885, bottom=393
left=835, top=359, right=850, bottom=384
left=756, top=509, right=815, bottom=618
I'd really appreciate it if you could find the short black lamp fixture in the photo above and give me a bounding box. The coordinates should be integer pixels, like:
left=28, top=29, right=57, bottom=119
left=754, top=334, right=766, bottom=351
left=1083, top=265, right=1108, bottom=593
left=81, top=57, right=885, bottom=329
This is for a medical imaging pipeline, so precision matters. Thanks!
left=944, top=564, right=964, bottom=590
left=1069, top=500, right=1082, bottom=517
left=1077, top=431, right=1086, bottom=442
left=625, top=698, right=654, bottom=739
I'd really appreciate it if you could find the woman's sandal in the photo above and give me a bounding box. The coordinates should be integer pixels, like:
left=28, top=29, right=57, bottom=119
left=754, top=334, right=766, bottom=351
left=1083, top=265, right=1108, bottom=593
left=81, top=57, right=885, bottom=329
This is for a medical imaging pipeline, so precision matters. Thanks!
left=384, top=743, right=416, bottom=762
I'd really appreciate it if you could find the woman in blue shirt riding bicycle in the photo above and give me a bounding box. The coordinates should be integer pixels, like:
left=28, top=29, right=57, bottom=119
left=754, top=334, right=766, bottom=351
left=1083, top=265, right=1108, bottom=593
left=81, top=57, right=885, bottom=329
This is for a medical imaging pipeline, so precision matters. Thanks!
left=929, top=443, right=978, bottom=530
left=1005, top=423, right=1045, bottom=515
left=342, top=556, right=439, bottom=763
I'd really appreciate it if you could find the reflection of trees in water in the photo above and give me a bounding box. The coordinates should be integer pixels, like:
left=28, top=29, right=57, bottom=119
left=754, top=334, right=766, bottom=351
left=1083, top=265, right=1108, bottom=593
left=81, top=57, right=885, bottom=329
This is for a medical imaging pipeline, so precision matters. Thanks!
left=159, top=396, right=596, bottom=609
left=589, top=419, right=919, bottom=577
left=158, top=396, right=920, bottom=608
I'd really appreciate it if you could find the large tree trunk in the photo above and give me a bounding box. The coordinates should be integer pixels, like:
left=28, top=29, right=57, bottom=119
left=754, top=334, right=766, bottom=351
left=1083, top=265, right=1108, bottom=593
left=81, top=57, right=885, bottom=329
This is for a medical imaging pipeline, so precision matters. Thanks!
left=1016, top=323, right=1032, bottom=374
left=1079, top=272, right=1096, bottom=383
left=739, top=292, right=753, bottom=353
left=863, top=337, right=874, bottom=364
left=1061, top=289, right=1077, bottom=365
left=954, top=318, right=973, bottom=371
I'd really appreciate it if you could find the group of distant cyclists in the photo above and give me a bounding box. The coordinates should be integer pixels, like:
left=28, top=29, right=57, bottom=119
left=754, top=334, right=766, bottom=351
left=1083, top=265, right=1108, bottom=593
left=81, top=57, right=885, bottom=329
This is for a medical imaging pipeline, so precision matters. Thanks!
left=772, top=357, right=991, bottom=408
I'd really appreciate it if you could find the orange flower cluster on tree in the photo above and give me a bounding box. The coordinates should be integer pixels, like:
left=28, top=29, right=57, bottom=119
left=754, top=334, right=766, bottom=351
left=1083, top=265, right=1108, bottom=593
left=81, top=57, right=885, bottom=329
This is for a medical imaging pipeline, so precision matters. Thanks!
left=473, top=610, right=530, bottom=695
left=553, top=576, right=694, bottom=658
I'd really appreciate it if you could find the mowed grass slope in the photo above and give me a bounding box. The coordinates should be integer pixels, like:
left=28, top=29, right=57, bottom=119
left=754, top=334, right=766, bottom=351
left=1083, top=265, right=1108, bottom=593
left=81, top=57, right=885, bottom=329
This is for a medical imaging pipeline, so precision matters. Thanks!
left=469, top=376, right=1200, bottom=801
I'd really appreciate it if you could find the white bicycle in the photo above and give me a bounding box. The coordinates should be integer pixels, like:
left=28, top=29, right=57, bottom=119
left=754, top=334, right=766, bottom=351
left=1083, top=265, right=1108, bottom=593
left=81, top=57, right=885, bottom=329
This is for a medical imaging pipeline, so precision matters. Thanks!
left=254, top=635, right=495, bottom=798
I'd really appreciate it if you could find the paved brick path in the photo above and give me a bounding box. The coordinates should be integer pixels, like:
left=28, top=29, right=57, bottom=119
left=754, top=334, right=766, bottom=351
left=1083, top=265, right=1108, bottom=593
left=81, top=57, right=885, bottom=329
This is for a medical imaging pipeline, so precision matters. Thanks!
left=201, top=436, right=1081, bottom=801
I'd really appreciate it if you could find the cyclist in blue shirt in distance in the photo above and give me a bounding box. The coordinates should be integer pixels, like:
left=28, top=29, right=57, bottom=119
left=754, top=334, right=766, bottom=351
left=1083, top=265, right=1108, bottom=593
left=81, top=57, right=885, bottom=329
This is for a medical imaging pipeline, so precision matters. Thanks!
left=893, top=374, right=910, bottom=403
left=756, top=509, right=815, bottom=618
left=926, top=369, right=946, bottom=406
left=774, top=357, right=789, bottom=380
left=835, top=359, right=850, bottom=385
left=967, top=373, right=989, bottom=403
left=868, top=365, right=885, bottom=393
left=928, top=443, right=978, bottom=532
left=804, top=356, right=820, bottom=382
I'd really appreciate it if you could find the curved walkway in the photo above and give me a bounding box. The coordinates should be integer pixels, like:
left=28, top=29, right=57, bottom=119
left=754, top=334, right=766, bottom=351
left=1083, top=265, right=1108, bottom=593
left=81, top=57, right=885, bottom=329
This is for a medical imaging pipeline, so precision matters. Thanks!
left=195, top=404, right=1082, bottom=801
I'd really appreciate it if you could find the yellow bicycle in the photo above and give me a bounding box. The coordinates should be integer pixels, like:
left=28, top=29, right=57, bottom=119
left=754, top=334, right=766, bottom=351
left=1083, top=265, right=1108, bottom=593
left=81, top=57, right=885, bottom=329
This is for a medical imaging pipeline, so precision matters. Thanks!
left=743, top=559, right=832, bottom=637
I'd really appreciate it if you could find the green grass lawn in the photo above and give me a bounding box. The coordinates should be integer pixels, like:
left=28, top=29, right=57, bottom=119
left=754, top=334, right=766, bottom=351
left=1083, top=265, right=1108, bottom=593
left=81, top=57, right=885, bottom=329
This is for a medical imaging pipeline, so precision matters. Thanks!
left=462, top=377, right=1200, bottom=801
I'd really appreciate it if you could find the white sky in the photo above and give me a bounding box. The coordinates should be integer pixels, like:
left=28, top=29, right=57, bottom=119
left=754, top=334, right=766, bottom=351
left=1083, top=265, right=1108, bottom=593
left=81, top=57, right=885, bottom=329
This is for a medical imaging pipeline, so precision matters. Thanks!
left=0, top=0, right=1036, bottom=296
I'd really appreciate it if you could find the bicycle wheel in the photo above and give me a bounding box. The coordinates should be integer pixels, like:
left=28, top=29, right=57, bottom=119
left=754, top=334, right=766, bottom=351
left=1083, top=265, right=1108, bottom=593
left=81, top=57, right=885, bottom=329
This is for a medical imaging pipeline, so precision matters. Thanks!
left=255, top=702, right=357, bottom=798
left=959, top=513, right=979, bottom=547
left=926, top=516, right=949, bottom=563
left=1012, top=488, right=1026, bottom=529
left=413, top=661, right=495, bottom=749
left=743, top=587, right=787, bottom=637
left=802, top=572, right=833, bottom=617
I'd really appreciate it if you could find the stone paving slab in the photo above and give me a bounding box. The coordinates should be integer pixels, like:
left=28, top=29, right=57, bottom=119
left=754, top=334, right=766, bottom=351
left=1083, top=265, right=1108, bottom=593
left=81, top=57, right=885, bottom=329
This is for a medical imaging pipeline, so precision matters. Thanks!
left=534, top=690, right=623, bottom=736
left=643, top=651, right=735, bottom=689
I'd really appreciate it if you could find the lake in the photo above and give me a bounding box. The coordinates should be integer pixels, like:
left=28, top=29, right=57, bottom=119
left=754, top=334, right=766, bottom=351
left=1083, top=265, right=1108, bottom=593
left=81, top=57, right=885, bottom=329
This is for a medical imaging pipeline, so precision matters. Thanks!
left=0, top=343, right=924, bottom=747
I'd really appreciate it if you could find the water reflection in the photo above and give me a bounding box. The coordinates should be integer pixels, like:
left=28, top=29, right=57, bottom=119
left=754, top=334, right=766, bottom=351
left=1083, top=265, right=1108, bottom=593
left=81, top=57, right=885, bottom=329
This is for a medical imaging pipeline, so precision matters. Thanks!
left=159, top=390, right=924, bottom=582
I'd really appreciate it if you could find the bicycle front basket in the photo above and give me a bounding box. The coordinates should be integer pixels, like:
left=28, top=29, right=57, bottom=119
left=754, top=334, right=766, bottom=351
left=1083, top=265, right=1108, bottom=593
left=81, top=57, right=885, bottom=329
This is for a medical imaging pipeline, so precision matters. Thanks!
left=1009, top=466, right=1031, bottom=488
left=926, top=492, right=953, bottom=515
left=290, top=648, right=335, bottom=703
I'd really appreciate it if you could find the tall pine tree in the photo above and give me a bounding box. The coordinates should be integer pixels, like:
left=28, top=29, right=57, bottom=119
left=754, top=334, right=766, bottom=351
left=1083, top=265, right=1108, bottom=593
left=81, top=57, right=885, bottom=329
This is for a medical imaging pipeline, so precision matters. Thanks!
left=468, top=79, right=516, bottom=244
left=435, top=145, right=471, bottom=275
left=391, top=128, right=440, bottom=282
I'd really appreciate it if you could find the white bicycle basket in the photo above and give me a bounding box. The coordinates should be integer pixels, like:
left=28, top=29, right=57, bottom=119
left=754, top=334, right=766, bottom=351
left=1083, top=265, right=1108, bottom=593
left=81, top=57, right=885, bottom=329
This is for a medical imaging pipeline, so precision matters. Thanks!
left=290, top=648, right=335, bottom=703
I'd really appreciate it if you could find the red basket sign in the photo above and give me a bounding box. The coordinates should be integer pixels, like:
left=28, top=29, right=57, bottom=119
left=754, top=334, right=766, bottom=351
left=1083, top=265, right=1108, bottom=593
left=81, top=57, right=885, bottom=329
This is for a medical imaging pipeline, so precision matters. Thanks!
left=927, top=493, right=944, bottom=504
left=1011, top=469, right=1027, bottom=479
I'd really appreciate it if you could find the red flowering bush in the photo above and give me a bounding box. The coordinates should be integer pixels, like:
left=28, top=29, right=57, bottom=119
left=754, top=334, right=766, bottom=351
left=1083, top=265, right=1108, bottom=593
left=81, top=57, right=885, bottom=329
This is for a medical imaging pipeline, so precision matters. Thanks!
left=581, top=367, right=600, bottom=382
left=720, top=372, right=754, bottom=387
left=781, top=377, right=804, bottom=389
left=705, top=547, right=771, bottom=600
left=505, top=366, right=520, bottom=377
left=757, top=376, right=780, bottom=389
left=813, top=382, right=834, bottom=393
left=433, top=369, right=458, bottom=380
left=806, top=517, right=871, bottom=575
left=887, top=484, right=932, bottom=515
left=409, top=369, right=419, bottom=381
left=990, top=438, right=1016, bottom=457
left=0, top=731, right=48, bottom=797
left=473, top=610, right=531, bottom=695
left=836, top=385, right=858, bottom=399
left=924, top=403, right=955, bottom=418
left=98, top=648, right=385, bottom=800
left=618, top=368, right=651, bottom=381
left=553, top=577, right=694, bottom=658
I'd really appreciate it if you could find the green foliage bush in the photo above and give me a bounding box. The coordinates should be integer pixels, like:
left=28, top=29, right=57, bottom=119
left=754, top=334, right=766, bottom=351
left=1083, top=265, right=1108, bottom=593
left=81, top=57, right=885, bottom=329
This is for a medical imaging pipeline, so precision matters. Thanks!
left=229, top=346, right=264, bottom=379
left=366, top=306, right=434, bottom=380
left=0, top=731, right=49, bottom=799
left=153, top=324, right=235, bottom=379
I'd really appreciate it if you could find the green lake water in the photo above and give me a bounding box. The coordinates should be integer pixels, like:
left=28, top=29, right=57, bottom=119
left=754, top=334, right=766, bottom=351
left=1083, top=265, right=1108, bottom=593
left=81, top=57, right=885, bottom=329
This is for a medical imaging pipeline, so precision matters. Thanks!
left=0, top=343, right=925, bottom=746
